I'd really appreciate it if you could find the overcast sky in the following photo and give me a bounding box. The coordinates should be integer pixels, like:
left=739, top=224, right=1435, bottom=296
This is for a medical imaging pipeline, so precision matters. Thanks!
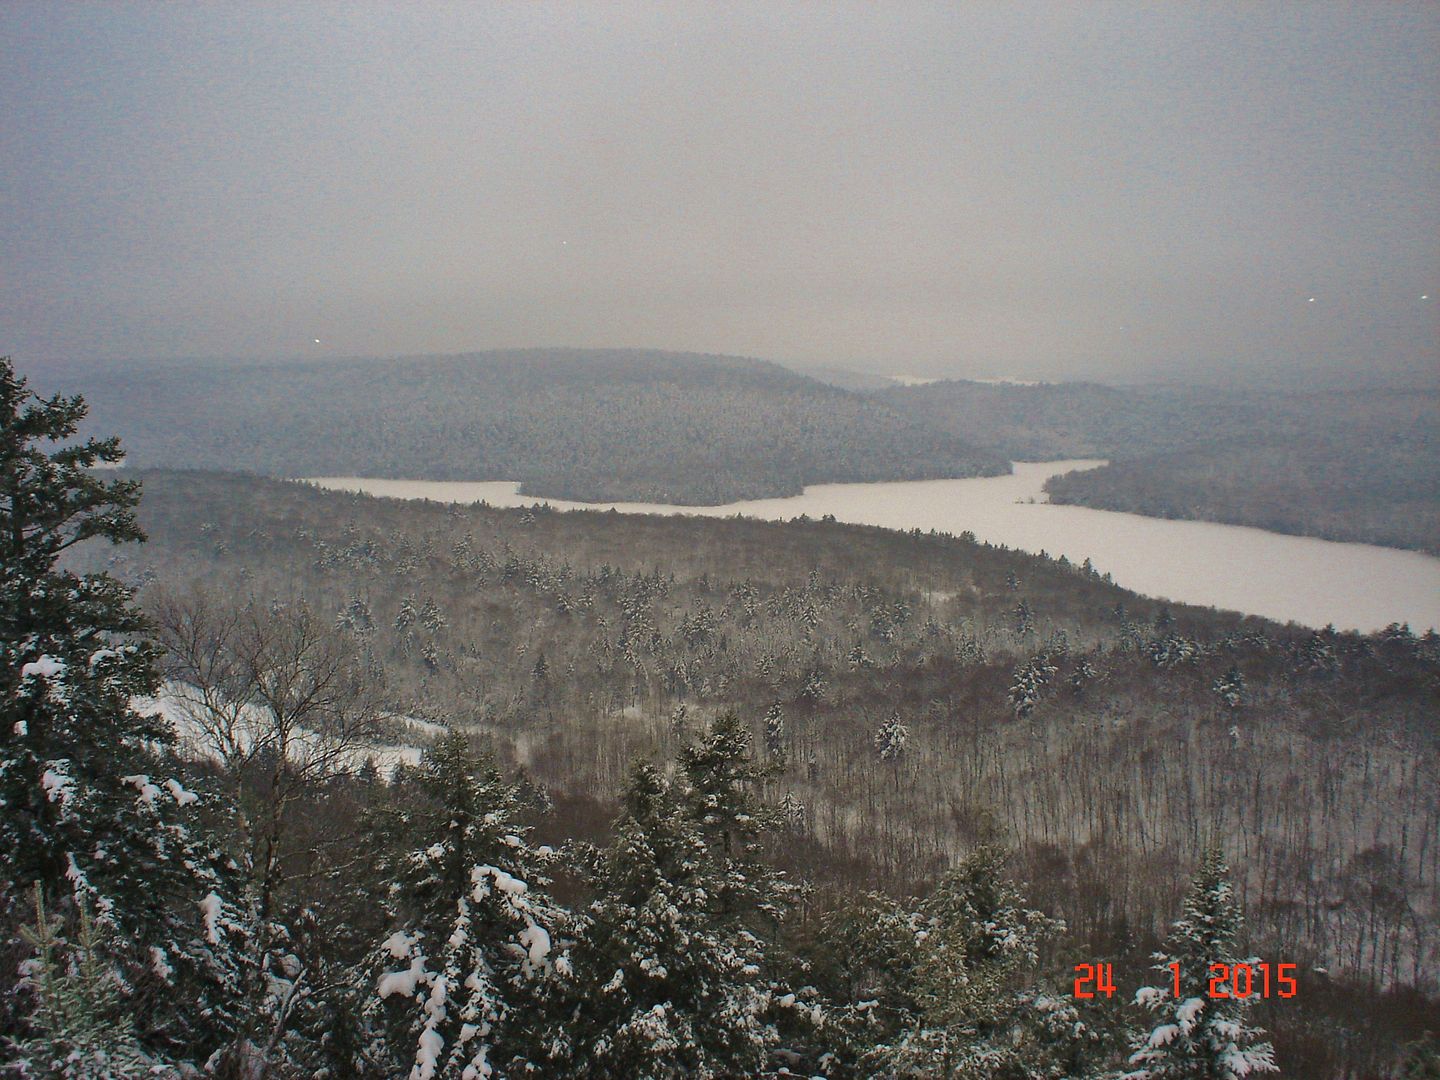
left=2, top=2, right=1436, bottom=383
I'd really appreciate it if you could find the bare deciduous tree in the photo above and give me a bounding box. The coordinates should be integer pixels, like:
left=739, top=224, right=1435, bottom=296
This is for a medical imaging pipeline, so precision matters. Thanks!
left=148, top=582, right=387, bottom=1036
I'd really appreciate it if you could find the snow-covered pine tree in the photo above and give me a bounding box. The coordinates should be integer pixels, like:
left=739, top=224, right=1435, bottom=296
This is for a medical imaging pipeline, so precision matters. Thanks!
left=763, top=701, right=786, bottom=769
left=1212, top=666, right=1246, bottom=712
left=1123, top=849, right=1278, bottom=1079
left=873, top=710, right=909, bottom=765
left=798, top=890, right=926, bottom=1073
left=0, top=358, right=243, bottom=1064
left=420, top=597, right=447, bottom=633
left=1007, top=990, right=1127, bottom=1079
left=1070, top=657, right=1100, bottom=697
left=778, top=792, right=806, bottom=834
left=678, top=711, right=792, bottom=918
left=560, top=761, right=783, bottom=1078
left=675, top=712, right=802, bottom=1067
left=363, top=730, right=573, bottom=1079
left=884, top=844, right=1060, bottom=1078
left=338, top=594, right=376, bottom=637
left=1013, top=600, right=1035, bottom=639
left=1009, top=653, right=1056, bottom=718
left=12, top=885, right=164, bottom=1078
left=395, top=595, right=419, bottom=633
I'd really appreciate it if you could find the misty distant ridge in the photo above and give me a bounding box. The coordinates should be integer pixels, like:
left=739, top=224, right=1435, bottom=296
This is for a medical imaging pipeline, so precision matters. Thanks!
left=28, top=348, right=1007, bottom=505
left=25, top=346, right=1438, bottom=552
left=875, top=376, right=1439, bottom=553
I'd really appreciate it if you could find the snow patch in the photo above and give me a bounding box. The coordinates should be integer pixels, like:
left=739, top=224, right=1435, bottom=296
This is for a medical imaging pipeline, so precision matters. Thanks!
left=150, top=946, right=174, bottom=981
left=21, top=655, right=65, bottom=680
left=377, top=954, right=427, bottom=1000
left=471, top=865, right=527, bottom=898
left=200, top=891, right=224, bottom=944
left=122, top=774, right=163, bottom=808
left=164, top=778, right=199, bottom=806
left=41, top=763, right=73, bottom=806
left=1176, top=996, right=1205, bottom=1028
left=518, top=923, right=551, bottom=965
left=384, top=930, right=418, bottom=959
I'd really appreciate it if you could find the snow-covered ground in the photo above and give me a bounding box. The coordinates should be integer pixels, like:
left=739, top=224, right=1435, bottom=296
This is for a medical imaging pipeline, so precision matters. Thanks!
left=137, top=682, right=433, bottom=776
left=306, top=462, right=1440, bottom=632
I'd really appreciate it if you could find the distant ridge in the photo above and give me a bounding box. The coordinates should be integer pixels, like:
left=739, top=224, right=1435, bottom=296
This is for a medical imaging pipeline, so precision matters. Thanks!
left=26, top=348, right=1007, bottom=505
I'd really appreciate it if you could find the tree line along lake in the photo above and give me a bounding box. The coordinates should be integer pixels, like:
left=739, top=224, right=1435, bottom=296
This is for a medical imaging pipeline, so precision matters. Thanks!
left=305, top=461, right=1440, bottom=634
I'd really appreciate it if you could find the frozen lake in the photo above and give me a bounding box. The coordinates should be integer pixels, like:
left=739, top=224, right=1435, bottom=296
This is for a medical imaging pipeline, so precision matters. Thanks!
left=304, top=462, right=1440, bottom=633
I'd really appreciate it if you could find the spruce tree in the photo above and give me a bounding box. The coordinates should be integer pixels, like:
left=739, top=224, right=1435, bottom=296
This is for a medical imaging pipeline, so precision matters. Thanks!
left=363, top=730, right=573, bottom=1078
left=1212, top=666, right=1246, bottom=712
left=882, top=844, right=1059, bottom=1078
left=873, top=710, right=908, bottom=765
left=0, top=357, right=242, bottom=1063
left=763, top=701, right=786, bottom=769
left=1123, top=849, right=1278, bottom=1079
left=11, top=885, right=164, bottom=1078
left=561, top=761, right=781, bottom=1078
left=797, top=890, right=925, bottom=1073
left=677, top=711, right=792, bottom=922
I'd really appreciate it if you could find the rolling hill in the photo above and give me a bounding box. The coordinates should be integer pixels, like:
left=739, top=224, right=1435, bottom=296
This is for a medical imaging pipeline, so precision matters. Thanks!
left=25, top=349, right=1008, bottom=504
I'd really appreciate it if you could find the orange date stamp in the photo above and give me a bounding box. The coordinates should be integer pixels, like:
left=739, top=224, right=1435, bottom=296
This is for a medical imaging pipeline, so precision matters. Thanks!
left=1073, top=961, right=1298, bottom=1000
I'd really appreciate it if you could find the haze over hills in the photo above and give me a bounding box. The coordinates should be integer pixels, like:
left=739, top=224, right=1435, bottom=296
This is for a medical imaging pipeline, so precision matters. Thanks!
left=877, top=378, right=1440, bottom=554
left=5, top=4, right=1439, bottom=1076
left=29, top=348, right=1439, bottom=552
left=27, top=349, right=1007, bottom=504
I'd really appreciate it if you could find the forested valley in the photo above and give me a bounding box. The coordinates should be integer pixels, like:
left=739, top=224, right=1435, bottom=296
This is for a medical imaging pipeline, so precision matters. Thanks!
left=6, top=357, right=1437, bottom=1077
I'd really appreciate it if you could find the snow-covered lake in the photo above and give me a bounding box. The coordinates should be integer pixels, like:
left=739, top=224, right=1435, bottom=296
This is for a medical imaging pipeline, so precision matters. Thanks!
left=304, top=462, right=1440, bottom=634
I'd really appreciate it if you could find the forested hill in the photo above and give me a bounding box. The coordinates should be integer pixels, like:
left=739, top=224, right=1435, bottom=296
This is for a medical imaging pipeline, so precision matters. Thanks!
left=878, top=379, right=1440, bottom=554
left=26, top=350, right=1007, bottom=504
left=70, top=467, right=1439, bottom=1076
left=876, top=378, right=1176, bottom=460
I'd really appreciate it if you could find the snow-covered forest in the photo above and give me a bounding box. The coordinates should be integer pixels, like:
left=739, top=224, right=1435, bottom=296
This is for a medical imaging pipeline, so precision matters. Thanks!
left=4, top=360, right=1438, bottom=1077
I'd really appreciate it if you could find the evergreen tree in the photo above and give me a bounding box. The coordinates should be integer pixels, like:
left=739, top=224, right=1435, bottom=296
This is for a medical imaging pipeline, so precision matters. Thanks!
left=363, top=731, right=573, bottom=1079
left=797, top=890, right=925, bottom=1074
left=778, top=792, right=806, bottom=834
left=763, top=701, right=786, bottom=769
left=873, top=710, right=910, bottom=793
left=667, top=702, right=688, bottom=739
left=0, top=358, right=242, bottom=1063
left=1212, top=666, right=1246, bottom=711
left=1013, top=600, right=1036, bottom=638
left=1069, top=658, right=1099, bottom=697
left=10, top=885, right=165, bottom=1078
left=873, top=711, right=909, bottom=765
left=681, top=713, right=767, bottom=847
left=1123, top=849, right=1277, bottom=1079
left=420, top=597, right=447, bottom=633
left=886, top=844, right=1059, bottom=1077
left=337, top=594, right=376, bottom=636
left=1009, top=654, right=1057, bottom=718
left=560, top=761, right=782, bottom=1078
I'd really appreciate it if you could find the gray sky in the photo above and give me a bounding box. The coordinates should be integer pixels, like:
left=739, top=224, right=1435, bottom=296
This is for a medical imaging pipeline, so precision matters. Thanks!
left=2, top=2, right=1436, bottom=383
